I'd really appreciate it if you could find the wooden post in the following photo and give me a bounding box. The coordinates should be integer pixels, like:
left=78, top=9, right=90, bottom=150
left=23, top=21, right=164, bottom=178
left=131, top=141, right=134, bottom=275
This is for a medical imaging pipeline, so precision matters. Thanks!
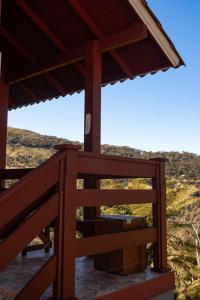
left=84, top=41, right=102, bottom=222
left=152, top=158, right=168, bottom=272
left=54, top=145, right=80, bottom=300
left=0, top=52, right=9, bottom=191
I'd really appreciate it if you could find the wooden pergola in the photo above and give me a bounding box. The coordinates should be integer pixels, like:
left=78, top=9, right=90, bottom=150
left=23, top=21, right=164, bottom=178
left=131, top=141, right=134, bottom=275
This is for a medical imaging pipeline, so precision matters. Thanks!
left=0, top=1, right=184, bottom=299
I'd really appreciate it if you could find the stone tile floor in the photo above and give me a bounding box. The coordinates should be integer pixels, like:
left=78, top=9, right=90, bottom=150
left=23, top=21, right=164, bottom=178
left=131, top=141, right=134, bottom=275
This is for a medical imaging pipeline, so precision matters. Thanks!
left=0, top=251, right=161, bottom=300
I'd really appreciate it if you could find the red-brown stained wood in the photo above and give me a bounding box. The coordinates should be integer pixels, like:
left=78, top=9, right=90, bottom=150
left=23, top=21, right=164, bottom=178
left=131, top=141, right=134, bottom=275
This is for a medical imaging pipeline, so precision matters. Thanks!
left=84, top=41, right=101, bottom=153
left=84, top=40, right=102, bottom=221
left=68, top=0, right=133, bottom=77
left=0, top=150, right=64, bottom=231
left=152, top=160, right=168, bottom=272
left=7, top=25, right=148, bottom=86
left=76, top=228, right=157, bottom=257
left=76, top=189, right=156, bottom=207
left=77, top=154, right=157, bottom=178
left=55, top=150, right=78, bottom=299
left=53, top=158, right=65, bottom=299
left=0, top=193, right=58, bottom=271
left=15, top=255, right=57, bottom=300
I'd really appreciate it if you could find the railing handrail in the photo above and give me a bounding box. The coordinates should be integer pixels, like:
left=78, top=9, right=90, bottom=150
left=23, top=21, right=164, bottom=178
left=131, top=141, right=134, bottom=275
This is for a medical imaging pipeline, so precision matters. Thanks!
left=78, top=150, right=164, bottom=165
left=0, top=149, right=65, bottom=234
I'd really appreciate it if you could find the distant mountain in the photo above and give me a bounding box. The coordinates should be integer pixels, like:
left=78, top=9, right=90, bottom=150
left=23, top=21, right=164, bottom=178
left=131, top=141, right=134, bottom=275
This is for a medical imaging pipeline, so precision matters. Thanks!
left=7, top=127, right=200, bottom=179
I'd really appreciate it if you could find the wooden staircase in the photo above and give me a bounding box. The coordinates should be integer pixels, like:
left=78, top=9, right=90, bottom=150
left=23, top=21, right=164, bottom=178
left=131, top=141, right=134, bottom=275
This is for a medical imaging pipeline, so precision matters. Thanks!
left=0, top=144, right=169, bottom=300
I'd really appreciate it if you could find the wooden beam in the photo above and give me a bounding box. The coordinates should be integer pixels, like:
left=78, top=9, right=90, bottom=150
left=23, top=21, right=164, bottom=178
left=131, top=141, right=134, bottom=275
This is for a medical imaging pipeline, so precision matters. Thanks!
left=76, top=228, right=157, bottom=257
left=83, top=40, right=102, bottom=222
left=8, top=45, right=84, bottom=85
left=67, top=0, right=133, bottom=77
left=45, top=73, right=66, bottom=96
left=14, top=0, right=84, bottom=76
left=14, top=0, right=66, bottom=52
left=0, top=26, right=36, bottom=64
left=76, top=189, right=156, bottom=207
left=0, top=26, right=66, bottom=95
left=7, top=23, right=146, bottom=85
left=100, top=23, right=147, bottom=51
left=84, top=41, right=101, bottom=153
left=18, top=82, right=38, bottom=102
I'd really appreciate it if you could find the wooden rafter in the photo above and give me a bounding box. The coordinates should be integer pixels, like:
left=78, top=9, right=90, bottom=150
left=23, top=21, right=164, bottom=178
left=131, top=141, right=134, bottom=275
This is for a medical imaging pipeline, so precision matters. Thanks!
left=67, top=0, right=133, bottom=77
left=7, top=23, right=146, bottom=85
left=14, top=0, right=66, bottom=52
left=18, top=82, right=38, bottom=102
left=0, top=26, right=36, bottom=64
left=45, top=73, right=66, bottom=96
left=0, top=26, right=66, bottom=95
left=14, top=0, right=84, bottom=76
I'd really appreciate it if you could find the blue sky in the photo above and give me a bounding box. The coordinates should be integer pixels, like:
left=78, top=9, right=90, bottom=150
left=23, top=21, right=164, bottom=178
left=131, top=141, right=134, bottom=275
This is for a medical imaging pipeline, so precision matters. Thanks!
left=8, top=0, right=200, bottom=154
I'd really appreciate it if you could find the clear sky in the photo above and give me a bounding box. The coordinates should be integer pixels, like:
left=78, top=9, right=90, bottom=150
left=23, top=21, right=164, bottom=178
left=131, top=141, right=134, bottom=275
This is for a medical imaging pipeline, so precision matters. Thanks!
left=8, top=0, right=200, bottom=154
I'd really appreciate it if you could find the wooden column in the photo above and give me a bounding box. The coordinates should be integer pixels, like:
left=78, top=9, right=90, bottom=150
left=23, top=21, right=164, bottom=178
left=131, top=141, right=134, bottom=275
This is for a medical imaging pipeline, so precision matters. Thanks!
left=152, top=158, right=168, bottom=272
left=54, top=145, right=80, bottom=300
left=0, top=52, right=9, bottom=190
left=84, top=41, right=102, bottom=222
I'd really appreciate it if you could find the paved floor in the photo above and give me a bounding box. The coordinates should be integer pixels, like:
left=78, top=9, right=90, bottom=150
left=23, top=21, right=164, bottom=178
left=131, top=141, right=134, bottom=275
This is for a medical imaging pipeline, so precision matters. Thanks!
left=0, top=251, right=165, bottom=300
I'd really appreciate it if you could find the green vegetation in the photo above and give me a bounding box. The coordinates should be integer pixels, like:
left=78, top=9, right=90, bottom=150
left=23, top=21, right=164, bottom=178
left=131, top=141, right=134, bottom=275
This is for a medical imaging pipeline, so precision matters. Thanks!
left=6, top=127, right=200, bottom=299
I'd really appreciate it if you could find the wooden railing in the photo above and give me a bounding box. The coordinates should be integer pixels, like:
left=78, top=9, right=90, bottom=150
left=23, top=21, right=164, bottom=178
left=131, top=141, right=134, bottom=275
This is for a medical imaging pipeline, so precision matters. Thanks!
left=0, top=144, right=168, bottom=300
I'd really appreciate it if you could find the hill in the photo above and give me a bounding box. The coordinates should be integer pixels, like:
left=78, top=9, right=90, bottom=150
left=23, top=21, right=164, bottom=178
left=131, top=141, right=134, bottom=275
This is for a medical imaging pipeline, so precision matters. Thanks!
left=7, top=127, right=200, bottom=180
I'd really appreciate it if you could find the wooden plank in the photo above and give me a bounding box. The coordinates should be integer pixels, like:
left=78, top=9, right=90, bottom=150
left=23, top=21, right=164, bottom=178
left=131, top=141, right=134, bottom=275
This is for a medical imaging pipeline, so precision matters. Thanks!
left=0, top=193, right=58, bottom=271
left=77, top=155, right=156, bottom=178
left=0, top=168, right=34, bottom=180
left=75, top=228, right=157, bottom=257
left=76, top=189, right=156, bottom=207
left=100, top=23, right=147, bottom=52
left=0, top=150, right=63, bottom=231
left=15, top=255, right=56, bottom=300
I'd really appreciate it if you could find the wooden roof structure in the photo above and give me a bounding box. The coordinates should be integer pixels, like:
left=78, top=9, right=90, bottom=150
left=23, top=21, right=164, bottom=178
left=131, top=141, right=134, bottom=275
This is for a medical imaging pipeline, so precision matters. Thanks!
left=0, top=0, right=184, bottom=110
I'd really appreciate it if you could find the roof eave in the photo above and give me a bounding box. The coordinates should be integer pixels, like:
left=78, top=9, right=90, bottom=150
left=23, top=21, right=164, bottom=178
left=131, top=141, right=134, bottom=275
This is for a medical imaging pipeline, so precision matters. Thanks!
left=128, top=0, right=185, bottom=68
